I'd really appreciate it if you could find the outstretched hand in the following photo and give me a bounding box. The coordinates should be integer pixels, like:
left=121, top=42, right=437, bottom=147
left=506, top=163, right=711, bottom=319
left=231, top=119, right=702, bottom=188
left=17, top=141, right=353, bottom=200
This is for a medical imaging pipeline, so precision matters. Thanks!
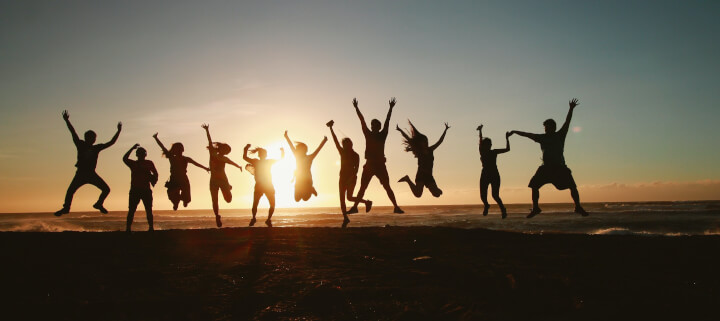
left=395, top=124, right=402, bottom=131
left=117, top=122, right=122, bottom=131
left=62, top=110, right=70, bottom=121
left=444, top=122, right=450, bottom=130
left=244, top=144, right=251, bottom=150
left=352, top=98, right=359, bottom=108
left=569, top=98, right=579, bottom=109
left=389, top=97, right=396, bottom=108
left=326, top=120, right=334, bottom=127
left=201, top=123, right=209, bottom=130
left=476, top=124, right=483, bottom=131
left=284, top=130, right=289, bottom=137
left=506, top=131, right=512, bottom=138
left=152, top=132, right=158, bottom=138
left=132, top=143, right=140, bottom=149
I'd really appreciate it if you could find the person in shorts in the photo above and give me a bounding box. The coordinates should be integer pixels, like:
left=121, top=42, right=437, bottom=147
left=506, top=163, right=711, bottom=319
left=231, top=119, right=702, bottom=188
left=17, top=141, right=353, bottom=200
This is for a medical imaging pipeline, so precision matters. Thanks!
left=510, top=98, right=589, bottom=218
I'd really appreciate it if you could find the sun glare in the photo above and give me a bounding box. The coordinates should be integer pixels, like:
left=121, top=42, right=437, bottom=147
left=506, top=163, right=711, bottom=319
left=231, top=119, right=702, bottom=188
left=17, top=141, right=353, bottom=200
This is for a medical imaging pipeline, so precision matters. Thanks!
left=265, top=141, right=296, bottom=208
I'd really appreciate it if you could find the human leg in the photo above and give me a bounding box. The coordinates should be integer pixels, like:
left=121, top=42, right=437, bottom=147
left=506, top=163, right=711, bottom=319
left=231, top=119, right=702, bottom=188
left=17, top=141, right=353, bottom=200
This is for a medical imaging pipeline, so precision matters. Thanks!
left=266, top=191, right=275, bottom=226
left=480, top=173, right=490, bottom=215
left=56, top=174, right=86, bottom=215
left=250, top=188, right=261, bottom=226
left=142, top=190, right=154, bottom=231
left=570, top=187, right=588, bottom=216
left=126, top=190, right=141, bottom=232
left=88, top=173, right=110, bottom=213
left=490, top=176, right=506, bottom=219
left=376, top=165, right=402, bottom=213
left=210, top=184, right=222, bottom=227
left=348, top=166, right=373, bottom=214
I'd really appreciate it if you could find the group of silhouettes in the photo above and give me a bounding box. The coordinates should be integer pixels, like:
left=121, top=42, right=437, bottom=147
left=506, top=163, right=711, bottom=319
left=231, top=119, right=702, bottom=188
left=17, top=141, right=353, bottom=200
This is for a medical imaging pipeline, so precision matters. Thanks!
left=54, top=98, right=588, bottom=232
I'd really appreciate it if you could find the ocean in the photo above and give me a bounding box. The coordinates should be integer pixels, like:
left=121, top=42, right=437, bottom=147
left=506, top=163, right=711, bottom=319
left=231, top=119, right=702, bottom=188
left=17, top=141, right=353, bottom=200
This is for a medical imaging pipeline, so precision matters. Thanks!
left=3, top=201, right=720, bottom=235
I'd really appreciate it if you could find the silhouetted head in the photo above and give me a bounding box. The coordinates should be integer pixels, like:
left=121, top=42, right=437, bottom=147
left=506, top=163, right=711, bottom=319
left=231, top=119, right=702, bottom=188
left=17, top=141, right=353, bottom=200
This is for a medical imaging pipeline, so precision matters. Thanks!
left=370, top=119, right=381, bottom=132
left=250, top=147, right=267, bottom=159
left=214, top=143, right=231, bottom=155
left=341, top=138, right=353, bottom=150
left=543, top=119, right=557, bottom=133
left=294, top=142, right=308, bottom=154
left=84, top=130, right=97, bottom=144
left=169, top=142, right=184, bottom=156
left=136, top=147, right=147, bottom=159
left=401, top=121, right=429, bottom=157
left=481, top=138, right=492, bottom=152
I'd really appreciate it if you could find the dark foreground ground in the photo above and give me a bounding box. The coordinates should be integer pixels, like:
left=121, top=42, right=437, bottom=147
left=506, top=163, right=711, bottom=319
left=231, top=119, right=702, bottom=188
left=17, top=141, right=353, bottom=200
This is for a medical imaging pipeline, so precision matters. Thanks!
left=1, top=227, right=719, bottom=320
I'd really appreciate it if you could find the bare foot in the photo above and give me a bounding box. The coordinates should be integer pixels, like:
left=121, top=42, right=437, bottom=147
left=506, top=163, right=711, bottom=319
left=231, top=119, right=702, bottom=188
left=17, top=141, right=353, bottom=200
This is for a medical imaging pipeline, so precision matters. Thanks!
left=346, top=207, right=359, bottom=215
left=575, top=206, right=589, bottom=217
left=215, top=215, right=223, bottom=228
left=93, top=203, right=108, bottom=214
left=482, top=205, right=489, bottom=216
left=249, top=218, right=257, bottom=227
left=54, top=208, right=69, bottom=217
left=265, top=219, right=272, bottom=227
left=394, top=207, right=404, bottom=214
left=365, top=200, right=373, bottom=213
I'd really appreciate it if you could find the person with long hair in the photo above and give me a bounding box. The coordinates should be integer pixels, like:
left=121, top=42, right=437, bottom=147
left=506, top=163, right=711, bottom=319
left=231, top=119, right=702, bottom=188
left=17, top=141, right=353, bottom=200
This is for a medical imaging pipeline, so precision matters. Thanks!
left=152, top=133, right=209, bottom=211
left=243, top=144, right=284, bottom=227
left=284, top=130, right=327, bottom=202
left=327, top=120, right=372, bottom=222
left=396, top=121, right=450, bottom=198
left=477, top=124, right=510, bottom=219
left=201, top=124, right=242, bottom=227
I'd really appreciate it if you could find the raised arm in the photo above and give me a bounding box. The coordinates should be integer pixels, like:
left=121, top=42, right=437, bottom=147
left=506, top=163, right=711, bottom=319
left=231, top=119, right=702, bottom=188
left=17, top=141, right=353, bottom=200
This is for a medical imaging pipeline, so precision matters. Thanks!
left=187, top=157, right=210, bottom=172
left=560, top=98, right=579, bottom=133
left=152, top=133, right=169, bottom=155
left=62, top=110, right=81, bottom=145
left=311, top=136, right=328, bottom=159
left=477, top=125, right=484, bottom=154
left=123, top=144, right=139, bottom=166
left=327, top=121, right=342, bottom=152
left=100, top=122, right=122, bottom=149
left=382, top=97, right=396, bottom=134
left=201, top=123, right=214, bottom=151
left=353, top=98, right=369, bottom=134
left=496, top=132, right=511, bottom=154
left=396, top=124, right=411, bottom=141
left=284, top=130, right=297, bottom=154
left=430, top=122, right=450, bottom=150
left=243, top=144, right=253, bottom=163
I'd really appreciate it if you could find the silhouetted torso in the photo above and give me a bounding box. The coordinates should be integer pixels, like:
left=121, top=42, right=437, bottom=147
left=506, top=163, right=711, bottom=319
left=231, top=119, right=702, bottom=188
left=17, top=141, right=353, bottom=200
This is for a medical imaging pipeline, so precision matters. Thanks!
left=125, top=159, right=156, bottom=189
left=75, top=141, right=102, bottom=172
left=534, top=128, right=568, bottom=166
left=169, top=156, right=190, bottom=176
left=364, top=131, right=388, bottom=161
left=340, top=149, right=360, bottom=176
left=209, top=153, right=228, bottom=180
left=417, top=150, right=434, bottom=175
left=480, top=150, right=499, bottom=170
left=249, top=159, right=276, bottom=189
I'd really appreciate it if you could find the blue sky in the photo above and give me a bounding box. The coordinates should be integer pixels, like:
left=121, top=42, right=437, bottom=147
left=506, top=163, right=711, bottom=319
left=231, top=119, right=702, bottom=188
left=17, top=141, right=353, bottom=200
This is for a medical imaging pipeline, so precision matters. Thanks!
left=1, top=1, right=719, bottom=212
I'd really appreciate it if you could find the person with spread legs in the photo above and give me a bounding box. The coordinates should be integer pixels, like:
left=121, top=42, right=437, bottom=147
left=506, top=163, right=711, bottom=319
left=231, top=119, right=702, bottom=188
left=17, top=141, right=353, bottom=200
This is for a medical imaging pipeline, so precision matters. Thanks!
left=55, top=110, right=121, bottom=216
left=123, top=144, right=158, bottom=232
left=347, top=98, right=403, bottom=214
left=510, top=98, right=589, bottom=218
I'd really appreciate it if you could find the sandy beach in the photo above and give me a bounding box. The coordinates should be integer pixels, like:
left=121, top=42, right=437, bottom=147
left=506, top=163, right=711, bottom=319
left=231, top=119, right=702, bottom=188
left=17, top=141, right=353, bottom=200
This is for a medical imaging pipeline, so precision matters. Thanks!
left=2, top=227, right=720, bottom=320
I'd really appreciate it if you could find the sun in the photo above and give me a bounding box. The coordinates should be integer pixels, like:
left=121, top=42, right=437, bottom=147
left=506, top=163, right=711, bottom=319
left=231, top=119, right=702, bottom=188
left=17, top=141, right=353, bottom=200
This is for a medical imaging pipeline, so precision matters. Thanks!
left=263, top=141, right=296, bottom=208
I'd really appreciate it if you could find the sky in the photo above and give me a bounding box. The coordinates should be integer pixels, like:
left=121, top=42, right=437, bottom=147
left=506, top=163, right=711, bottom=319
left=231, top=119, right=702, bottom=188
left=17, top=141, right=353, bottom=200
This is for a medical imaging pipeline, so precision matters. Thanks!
left=0, top=0, right=719, bottom=213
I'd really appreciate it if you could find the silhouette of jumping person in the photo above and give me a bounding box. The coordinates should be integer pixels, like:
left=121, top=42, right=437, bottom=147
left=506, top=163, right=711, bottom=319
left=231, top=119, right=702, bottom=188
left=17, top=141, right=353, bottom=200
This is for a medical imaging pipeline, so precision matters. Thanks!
left=477, top=125, right=510, bottom=219
left=348, top=98, right=403, bottom=214
left=244, top=144, right=284, bottom=227
left=327, top=120, right=372, bottom=222
left=510, top=98, right=589, bottom=218
left=201, top=124, right=242, bottom=227
left=152, top=133, right=210, bottom=211
left=396, top=121, right=450, bottom=198
left=284, top=130, right=327, bottom=202
left=55, top=110, right=121, bottom=216
left=123, top=144, right=158, bottom=232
